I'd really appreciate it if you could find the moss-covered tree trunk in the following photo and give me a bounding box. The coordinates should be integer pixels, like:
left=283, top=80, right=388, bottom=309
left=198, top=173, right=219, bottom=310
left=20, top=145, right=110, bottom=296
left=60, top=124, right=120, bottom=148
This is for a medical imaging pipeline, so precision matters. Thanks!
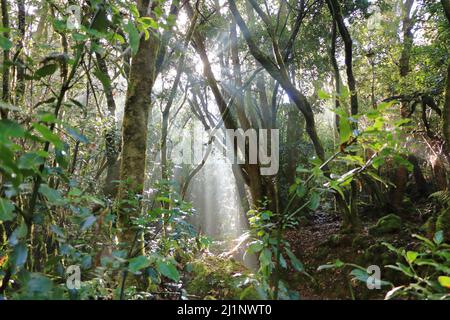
left=442, top=1, right=450, bottom=150
left=118, top=0, right=160, bottom=245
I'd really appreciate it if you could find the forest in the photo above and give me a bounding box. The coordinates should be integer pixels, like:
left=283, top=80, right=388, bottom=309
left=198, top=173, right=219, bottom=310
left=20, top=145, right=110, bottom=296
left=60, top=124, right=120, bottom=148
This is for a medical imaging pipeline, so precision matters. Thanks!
left=0, top=0, right=449, bottom=301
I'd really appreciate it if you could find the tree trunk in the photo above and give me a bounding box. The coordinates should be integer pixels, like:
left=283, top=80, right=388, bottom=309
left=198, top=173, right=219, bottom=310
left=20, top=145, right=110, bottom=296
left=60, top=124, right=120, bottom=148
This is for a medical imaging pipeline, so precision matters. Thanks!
left=391, top=0, right=415, bottom=212
left=118, top=0, right=160, bottom=245
left=0, top=0, right=9, bottom=119
left=15, top=0, right=25, bottom=105
left=229, top=0, right=325, bottom=162
left=442, top=1, right=450, bottom=149
left=326, top=0, right=358, bottom=116
left=95, top=52, right=120, bottom=198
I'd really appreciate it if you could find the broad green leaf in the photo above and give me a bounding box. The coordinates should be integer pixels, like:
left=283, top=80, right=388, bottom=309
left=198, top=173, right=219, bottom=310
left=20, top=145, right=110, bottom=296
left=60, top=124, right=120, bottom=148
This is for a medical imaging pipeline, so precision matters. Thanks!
left=39, top=184, right=66, bottom=205
left=139, top=17, right=158, bottom=30
left=259, top=248, right=272, bottom=268
left=279, top=253, right=287, bottom=269
left=91, top=8, right=108, bottom=33
left=296, top=184, right=306, bottom=198
left=247, top=241, right=264, bottom=254
left=66, top=126, right=88, bottom=143
left=406, top=251, right=418, bottom=264
left=0, top=198, right=15, bottom=221
left=80, top=215, right=97, bottom=231
left=438, top=276, right=450, bottom=288
left=9, top=222, right=28, bottom=246
left=50, top=225, right=65, bottom=238
left=32, top=123, right=63, bottom=149
left=125, top=20, right=140, bottom=56
left=10, top=242, right=28, bottom=272
left=128, top=255, right=151, bottom=273
left=0, top=34, right=12, bottom=50
left=434, top=230, right=444, bottom=245
left=318, top=89, right=332, bottom=99
left=309, top=192, right=320, bottom=210
left=0, top=119, right=26, bottom=141
left=34, top=64, right=58, bottom=79
left=93, top=68, right=111, bottom=90
left=156, top=259, right=180, bottom=282
left=18, top=152, right=46, bottom=170
left=339, top=116, right=351, bottom=144
left=350, top=268, right=369, bottom=282
left=286, top=248, right=304, bottom=272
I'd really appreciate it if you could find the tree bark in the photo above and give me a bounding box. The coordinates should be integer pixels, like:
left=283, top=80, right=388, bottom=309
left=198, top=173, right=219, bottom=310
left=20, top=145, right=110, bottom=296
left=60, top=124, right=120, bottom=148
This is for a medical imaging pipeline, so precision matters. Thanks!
left=326, top=0, right=358, bottom=116
left=118, top=0, right=160, bottom=244
left=94, top=52, right=121, bottom=198
left=442, top=0, right=450, bottom=149
left=391, top=0, right=415, bottom=211
left=15, top=0, right=25, bottom=105
left=1, top=0, right=9, bottom=119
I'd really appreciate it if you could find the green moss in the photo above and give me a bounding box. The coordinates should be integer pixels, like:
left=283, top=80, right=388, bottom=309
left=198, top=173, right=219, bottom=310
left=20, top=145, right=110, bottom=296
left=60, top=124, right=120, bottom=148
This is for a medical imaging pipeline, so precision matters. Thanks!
left=185, top=255, right=259, bottom=300
left=369, top=214, right=402, bottom=236
left=419, top=216, right=436, bottom=237
left=352, top=234, right=371, bottom=249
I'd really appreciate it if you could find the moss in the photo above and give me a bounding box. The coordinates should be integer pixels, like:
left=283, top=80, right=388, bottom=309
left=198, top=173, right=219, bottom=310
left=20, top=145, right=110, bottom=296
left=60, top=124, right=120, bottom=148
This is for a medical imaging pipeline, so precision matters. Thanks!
left=369, top=214, right=402, bottom=236
left=325, top=234, right=352, bottom=248
left=185, top=255, right=259, bottom=300
left=436, top=209, right=450, bottom=241
left=352, top=234, right=371, bottom=249
left=419, top=216, right=436, bottom=238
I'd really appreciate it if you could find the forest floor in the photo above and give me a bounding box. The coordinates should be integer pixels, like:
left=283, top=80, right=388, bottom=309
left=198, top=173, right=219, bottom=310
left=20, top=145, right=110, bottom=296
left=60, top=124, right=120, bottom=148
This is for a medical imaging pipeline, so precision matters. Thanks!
left=285, top=206, right=427, bottom=300
left=184, top=202, right=432, bottom=300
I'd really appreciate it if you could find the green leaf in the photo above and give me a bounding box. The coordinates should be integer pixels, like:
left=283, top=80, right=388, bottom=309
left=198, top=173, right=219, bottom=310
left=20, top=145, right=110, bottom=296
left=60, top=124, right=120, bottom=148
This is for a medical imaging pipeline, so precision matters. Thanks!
left=0, top=198, right=15, bottom=221
left=81, top=215, right=97, bottom=231
left=0, top=119, right=26, bottom=141
left=339, top=116, right=351, bottom=144
left=350, top=268, right=369, bottom=282
left=93, top=68, right=111, bottom=90
left=317, top=259, right=344, bottom=271
left=18, top=152, right=46, bottom=170
left=91, top=8, right=108, bottom=33
left=438, top=276, right=450, bottom=289
left=412, top=234, right=436, bottom=249
left=10, top=242, right=28, bottom=272
left=129, top=255, right=151, bottom=273
left=247, top=241, right=264, bottom=254
left=9, top=222, right=28, bottom=246
left=139, top=17, right=158, bottom=30
left=296, top=184, right=306, bottom=198
left=0, top=34, right=12, bottom=50
left=34, top=64, right=58, bottom=79
left=125, top=20, right=140, bottom=56
left=39, top=184, right=66, bottom=205
left=285, top=248, right=304, bottom=272
left=156, top=259, right=180, bottom=282
left=318, top=89, right=332, bottom=99
left=50, top=224, right=65, bottom=238
left=66, top=126, right=88, bottom=143
left=279, top=253, right=287, bottom=269
left=259, top=248, right=272, bottom=268
left=406, top=251, right=419, bottom=264
left=309, top=192, right=320, bottom=210
left=32, top=123, right=63, bottom=149
left=434, top=230, right=444, bottom=245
